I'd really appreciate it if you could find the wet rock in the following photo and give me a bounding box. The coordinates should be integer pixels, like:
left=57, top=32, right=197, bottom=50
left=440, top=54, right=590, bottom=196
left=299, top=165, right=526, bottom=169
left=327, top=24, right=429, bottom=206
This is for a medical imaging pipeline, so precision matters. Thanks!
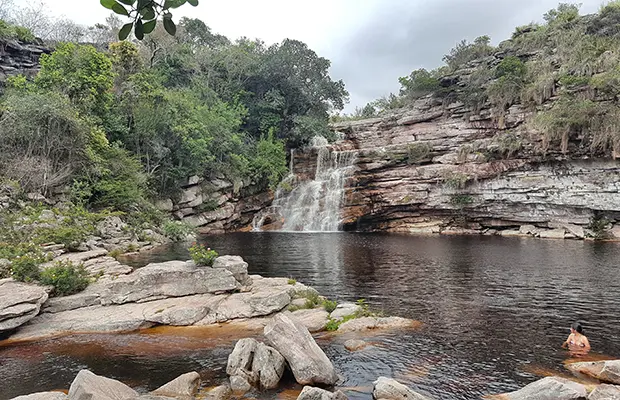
left=344, top=339, right=368, bottom=351
left=68, top=369, right=138, bottom=400
left=330, top=302, right=360, bottom=321
left=588, top=384, right=620, bottom=399
left=297, top=386, right=348, bottom=400
left=291, top=308, right=330, bottom=332
left=338, top=317, right=418, bottom=333
left=151, top=372, right=201, bottom=398
left=539, top=229, right=567, bottom=239
left=567, top=360, right=620, bottom=384
left=213, top=256, right=251, bottom=286
left=99, top=261, right=239, bottom=305
left=9, top=392, right=67, bottom=400
left=203, top=384, right=232, bottom=400
left=229, top=375, right=251, bottom=395
left=372, top=377, right=430, bottom=400
left=264, top=312, right=338, bottom=386
left=500, top=376, right=587, bottom=400
left=0, top=280, right=49, bottom=332
left=226, top=338, right=286, bottom=389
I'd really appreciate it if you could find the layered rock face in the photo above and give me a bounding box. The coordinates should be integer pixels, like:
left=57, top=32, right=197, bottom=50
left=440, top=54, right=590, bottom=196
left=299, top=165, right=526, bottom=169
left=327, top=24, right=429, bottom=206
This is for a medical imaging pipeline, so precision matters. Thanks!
left=0, top=39, right=49, bottom=87
left=285, top=98, right=620, bottom=237
left=157, top=176, right=273, bottom=234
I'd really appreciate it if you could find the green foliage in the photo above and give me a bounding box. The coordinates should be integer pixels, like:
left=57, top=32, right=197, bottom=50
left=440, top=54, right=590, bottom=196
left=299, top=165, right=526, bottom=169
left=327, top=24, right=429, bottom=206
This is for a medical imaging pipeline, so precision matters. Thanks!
left=407, top=143, right=432, bottom=164
left=163, top=220, right=194, bottom=242
left=287, top=278, right=297, bottom=285
left=496, top=57, right=527, bottom=79
left=443, top=36, right=494, bottom=71
left=543, top=3, right=581, bottom=27
left=188, top=243, right=218, bottom=266
left=10, top=254, right=43, bottom=283
left=0, top=19, right=36, bottom=42
left=587, top=216, right=612, bottom=240
left=450, top=194, right=474, bottom=207
left=39, top=261, right=90, bottom=296
left=323, top=299, right=337, bottom=313
left=250, top=131, right=288, bottom=190
left=399, top=69, right=442, bottom=99
left=442, top=172, right=472, bottom=190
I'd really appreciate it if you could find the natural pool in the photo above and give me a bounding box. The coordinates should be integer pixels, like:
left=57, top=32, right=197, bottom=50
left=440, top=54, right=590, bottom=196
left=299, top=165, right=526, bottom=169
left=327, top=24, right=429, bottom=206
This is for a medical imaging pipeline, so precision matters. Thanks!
left=2, top=233, right=620, bottom=399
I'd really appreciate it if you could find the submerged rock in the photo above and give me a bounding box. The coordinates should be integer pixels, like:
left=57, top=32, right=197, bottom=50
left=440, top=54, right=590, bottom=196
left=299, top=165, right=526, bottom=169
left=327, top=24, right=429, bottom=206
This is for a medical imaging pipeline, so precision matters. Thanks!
left=226, top=338, right=286, bottom=390
left=264, top=312, right=338, bottom=386
left=9, top=393, right=67, bottom=400
left=372, top=377, right=430, bottom=400
left=344, top=339, right=368, bottom=351
left=203, top=384, right=232, bottom=400
left=499, top=376, right=587, bottom=400
left=297, top=386, right=348, bottom=400
left=151, top=372, right=201, bottom=398
left=338, top=316, right=418, bottom=333
left=0, top=279, right=48, bottom=332
left=567, top=360, right=620, bottom=385
left=588, top=384, right=620, bottom=400
left=68, top=369, right=138, bottom=400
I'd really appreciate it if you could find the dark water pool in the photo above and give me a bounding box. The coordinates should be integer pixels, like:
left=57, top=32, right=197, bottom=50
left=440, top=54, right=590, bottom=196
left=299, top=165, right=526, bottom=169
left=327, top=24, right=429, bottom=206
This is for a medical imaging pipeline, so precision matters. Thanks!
left=2, top=233, right=620, bottom=399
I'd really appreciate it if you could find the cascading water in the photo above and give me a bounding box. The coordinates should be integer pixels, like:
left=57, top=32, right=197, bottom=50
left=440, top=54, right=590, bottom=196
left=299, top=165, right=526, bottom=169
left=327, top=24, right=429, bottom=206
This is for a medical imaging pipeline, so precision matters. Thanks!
left=253, top=136, right=356, bottom=232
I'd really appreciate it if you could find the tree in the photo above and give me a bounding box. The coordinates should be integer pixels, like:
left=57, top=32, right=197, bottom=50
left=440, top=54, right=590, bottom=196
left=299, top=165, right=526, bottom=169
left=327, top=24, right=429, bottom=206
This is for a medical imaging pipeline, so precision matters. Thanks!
left=99, top=0, right=199, bottom=40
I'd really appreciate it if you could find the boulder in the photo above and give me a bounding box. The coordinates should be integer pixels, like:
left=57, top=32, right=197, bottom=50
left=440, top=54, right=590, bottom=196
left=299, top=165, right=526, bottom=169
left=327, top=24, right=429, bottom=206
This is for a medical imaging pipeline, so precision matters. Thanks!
left=567, top=360, right=620, bottom=384
left=372, top=377, right=430, bottom=400
left=589, top=384, right=620, bottom=399
left=0, top=280, right=49, bottom=332
left=330, top=302, right=360, bottom=321
left=344, top=339, right=368, bottom=352
left=291, top=308, right=330, bottom=332
left=500, top=377, right=587, bottom=400
left=203, top=384, right=232, bottom=400
left=226, top=338, right=286, bottom=390
left=297, top=386, right=348, bottom=400
left=99, top=261, right=239, bottom=305
left=229, top=375, right=251, bottom=395
left=264, top=312, right=338, bottom=386
left=68, top=370, right=138, bottom=400
left=338, top=317, right=418, bottom=333
left=212, top=256, right=251, bottom=286
left=96, top=217, right=128, bottom=239
left=155, top=199, right=174, bottom=212
left=9, top=392, right=67, bottom=400
left=151, top=372, right=201, bottom=398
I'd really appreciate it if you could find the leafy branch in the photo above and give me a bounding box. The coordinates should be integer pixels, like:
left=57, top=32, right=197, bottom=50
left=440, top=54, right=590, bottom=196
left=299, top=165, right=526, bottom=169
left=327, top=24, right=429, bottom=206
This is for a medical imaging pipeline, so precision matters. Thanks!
left=99, top=0, right=199, bottom=40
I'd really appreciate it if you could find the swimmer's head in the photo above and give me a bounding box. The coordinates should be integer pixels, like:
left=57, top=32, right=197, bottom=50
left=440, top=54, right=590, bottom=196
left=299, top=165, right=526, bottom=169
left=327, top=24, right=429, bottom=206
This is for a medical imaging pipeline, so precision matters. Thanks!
left=571, top=322, right=584, bottom=334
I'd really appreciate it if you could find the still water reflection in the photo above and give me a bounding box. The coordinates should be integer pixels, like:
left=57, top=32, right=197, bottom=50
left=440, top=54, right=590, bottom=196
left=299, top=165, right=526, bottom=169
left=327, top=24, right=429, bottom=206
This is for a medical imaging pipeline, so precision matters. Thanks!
left=2, top=233, right=620, bottom=399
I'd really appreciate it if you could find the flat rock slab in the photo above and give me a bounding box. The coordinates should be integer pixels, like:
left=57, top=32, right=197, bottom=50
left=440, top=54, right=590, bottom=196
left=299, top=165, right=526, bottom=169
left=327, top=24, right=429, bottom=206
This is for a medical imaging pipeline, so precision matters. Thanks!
left=568, top=360, right=620, bottom=385
left=9, top=392, right=67, bottom=400
left=589, top=384, right=620, bottom=399
left=99, top=261, right=240, bottom=305
left=498, top=376, right=587, bottom=400
left=338, top=316, right=420, bottom=333
left=43, top=249, right=109, bottom=268
left=0, top=280, right=48, bottom=332
left=291, top=308, right=329, bottom=333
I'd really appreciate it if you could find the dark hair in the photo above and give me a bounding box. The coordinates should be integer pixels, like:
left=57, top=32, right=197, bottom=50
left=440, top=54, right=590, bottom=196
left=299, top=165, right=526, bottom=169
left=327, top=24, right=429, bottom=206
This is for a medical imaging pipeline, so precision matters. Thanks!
left=572, top=322, right=584, bottom=334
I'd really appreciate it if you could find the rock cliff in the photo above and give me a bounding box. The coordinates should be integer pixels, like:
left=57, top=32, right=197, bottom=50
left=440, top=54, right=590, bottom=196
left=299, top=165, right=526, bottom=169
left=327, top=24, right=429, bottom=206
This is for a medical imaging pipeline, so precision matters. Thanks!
left=287, top=97, right=620, bottom=238
left=0, top=39, right=49, bottom=86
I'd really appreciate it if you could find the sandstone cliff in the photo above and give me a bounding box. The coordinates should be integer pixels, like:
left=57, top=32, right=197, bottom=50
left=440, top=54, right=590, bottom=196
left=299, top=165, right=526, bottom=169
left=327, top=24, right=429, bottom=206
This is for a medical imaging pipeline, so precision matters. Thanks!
left=315, top=97, right=620, bottom=238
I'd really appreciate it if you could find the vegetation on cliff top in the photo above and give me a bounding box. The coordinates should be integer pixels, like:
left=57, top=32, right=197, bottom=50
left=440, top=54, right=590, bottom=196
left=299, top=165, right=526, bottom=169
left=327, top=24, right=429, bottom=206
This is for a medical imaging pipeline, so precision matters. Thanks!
left=342, top=2, right=620, bottom=157
left=0, top=8, right=347, bottom=212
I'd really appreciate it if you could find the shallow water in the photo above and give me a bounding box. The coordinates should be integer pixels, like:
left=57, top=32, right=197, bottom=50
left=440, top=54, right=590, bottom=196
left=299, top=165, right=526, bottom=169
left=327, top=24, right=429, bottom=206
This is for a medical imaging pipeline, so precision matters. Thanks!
left=2, top=233, right=620, bottom=399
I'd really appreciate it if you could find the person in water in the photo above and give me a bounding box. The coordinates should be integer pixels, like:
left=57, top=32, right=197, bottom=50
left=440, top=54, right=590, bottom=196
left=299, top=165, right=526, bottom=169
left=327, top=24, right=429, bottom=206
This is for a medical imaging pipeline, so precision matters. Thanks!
left=562, top=322, right=591, bottom=351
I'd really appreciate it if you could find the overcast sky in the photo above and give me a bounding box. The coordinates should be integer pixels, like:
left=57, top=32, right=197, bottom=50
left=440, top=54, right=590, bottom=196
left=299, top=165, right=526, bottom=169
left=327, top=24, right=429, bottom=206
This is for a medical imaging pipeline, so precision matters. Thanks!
left=12, top=0, right=604, bottom=112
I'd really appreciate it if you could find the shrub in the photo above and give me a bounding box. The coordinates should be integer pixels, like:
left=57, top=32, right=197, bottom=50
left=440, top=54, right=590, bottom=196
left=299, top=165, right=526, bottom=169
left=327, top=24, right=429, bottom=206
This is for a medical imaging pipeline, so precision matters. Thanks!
left=287, top=278, right=297, bottom=285
left=399, top=69, right=442, bottom=99
left=163, top=221, right=194, bottom=242
left=443, top=36, right=494, bottom=71
left=189, top=243, right=218, bottom=266
left=407, top=143, right=432, bottom=164
left=587, top=216, right=612, bottom=240
left=10, top=254, right=43, bottom=283
left=39, top=261, right=90, bottom=296
left=323, top=299, right=337, bottom=313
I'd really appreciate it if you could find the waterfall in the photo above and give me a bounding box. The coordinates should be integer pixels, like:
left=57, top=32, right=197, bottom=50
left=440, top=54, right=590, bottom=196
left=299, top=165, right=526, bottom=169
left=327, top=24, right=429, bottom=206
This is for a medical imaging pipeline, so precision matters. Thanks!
left=253, top=137, right=356, bottom=232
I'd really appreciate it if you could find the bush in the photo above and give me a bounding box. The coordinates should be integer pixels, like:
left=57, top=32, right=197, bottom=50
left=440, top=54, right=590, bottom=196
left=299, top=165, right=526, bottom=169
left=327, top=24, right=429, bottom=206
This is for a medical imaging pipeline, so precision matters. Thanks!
left=399, top=69, right=442, bottom=99
left=0, top=20, right=36, bottom=42
left=11, top=254, right=43, bottom=283
left=323, top=299, right=337, bottom=313
left=163, top=221, right=194, bottom=242
left=407, top=143, right=432, bottom=164
left=39, top=261, right=90, bottom=296
left=189, top=243, right=218, bottom=266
